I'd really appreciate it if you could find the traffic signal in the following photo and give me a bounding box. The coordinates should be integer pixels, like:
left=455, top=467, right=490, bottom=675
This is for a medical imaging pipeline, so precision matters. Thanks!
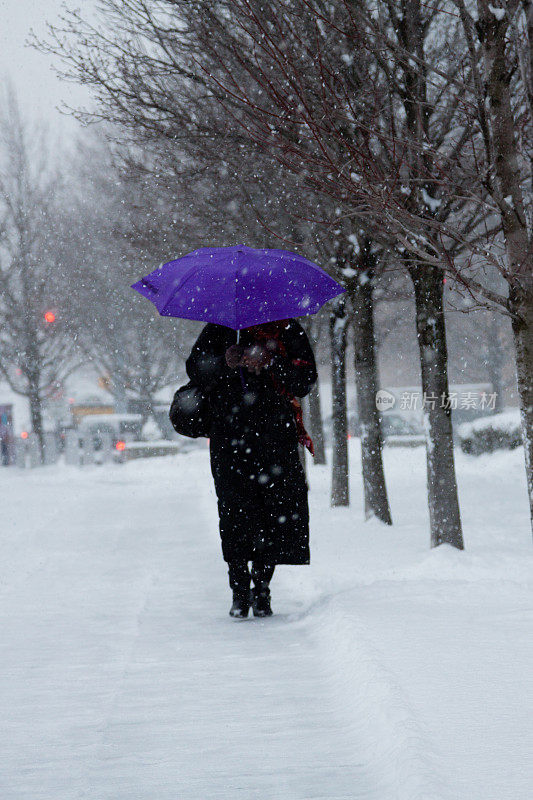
left=44, top=311, right=56, bottom=323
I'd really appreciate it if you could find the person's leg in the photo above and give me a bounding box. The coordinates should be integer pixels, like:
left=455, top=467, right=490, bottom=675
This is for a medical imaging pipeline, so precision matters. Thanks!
left=250, top=561, right=275, bottom=617
left=227, top=559, right=252, bottom=618
left=251, top=561, right=275, bottom=588
left=228, top=559, right=251, bottom=593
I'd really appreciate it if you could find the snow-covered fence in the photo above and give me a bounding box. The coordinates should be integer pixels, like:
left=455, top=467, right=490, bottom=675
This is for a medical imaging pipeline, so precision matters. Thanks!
left=64, top=430, right=96, bottom=466
left=15, top=432, right=60, bottom=467
left=458, top=410, right=522, bottom=456
left=15, top=434, right=40, bottom=468
left=64, top=431, right=81, bottom=466
left=43, top=433, right=60, bottom=465
left=63, top=429, right=184, bottom=465
left=121, top=441, right=182, bottom=460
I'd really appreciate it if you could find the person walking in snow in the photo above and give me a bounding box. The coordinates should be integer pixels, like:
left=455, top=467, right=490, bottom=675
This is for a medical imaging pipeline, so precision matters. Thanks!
left=185, top=318, right=317, bottom=618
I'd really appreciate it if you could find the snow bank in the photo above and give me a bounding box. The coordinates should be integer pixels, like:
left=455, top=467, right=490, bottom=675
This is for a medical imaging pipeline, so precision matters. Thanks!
left=459, top=409, right=522, bottom=455
left=460, top=408, right=521, bottom=436
left=291, top=444, right=532, bottom=800
left=308, top=598, right=442, bottom=800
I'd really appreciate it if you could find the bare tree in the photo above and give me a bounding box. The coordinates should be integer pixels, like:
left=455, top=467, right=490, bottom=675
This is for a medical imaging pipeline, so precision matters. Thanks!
left=0, top=92, right=79, bottom=461
left=312, top=219, right=394, bottom=521
left=453, top=0, right=533, bottom=530
left=40, top=0, right=396, bottom=522
left=154, top=0, right=503, bottom=547
left=59, top=135, right=201, bottom=416
left=323, top=0, right=533, bottom=533
left=347, top=236, right=393, bottom=524
left=330, top=295, right=349, bottom=506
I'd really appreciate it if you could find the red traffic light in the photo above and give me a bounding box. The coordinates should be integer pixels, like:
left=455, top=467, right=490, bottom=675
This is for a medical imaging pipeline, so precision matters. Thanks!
left=44, top=311, right=56, bottom=323
left=115, top=441, right=126, bottom=452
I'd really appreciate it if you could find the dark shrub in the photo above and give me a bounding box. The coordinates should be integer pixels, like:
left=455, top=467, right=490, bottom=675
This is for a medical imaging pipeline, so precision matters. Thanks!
left=459, top=411, right=522, bottom=456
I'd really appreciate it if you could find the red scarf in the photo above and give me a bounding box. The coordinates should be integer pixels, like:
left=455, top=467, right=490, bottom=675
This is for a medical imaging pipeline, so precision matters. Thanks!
left=246, top=321, right=315, bottom=457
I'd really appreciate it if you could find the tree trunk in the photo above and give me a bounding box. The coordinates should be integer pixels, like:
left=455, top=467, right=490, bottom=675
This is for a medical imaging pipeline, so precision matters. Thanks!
left=509, top=282, right=533, bottom=535
left=112, top=380, right=128, bottom=414
left=477, top=5, right=533, bottom=534
left=28, top=380, right=45, bottom=465
left=306, top=379, right=326, bottom=464
left=330, top=300, right=349, bottom=506
left=410, top=264, right=464, bottom=549
left=351, top=271, right=392, bottom=525
left=300, top=316, right=326, bottom=465
left=140, top=394, right=154, bottom=426
left=485, top=313, right=505, bottom=413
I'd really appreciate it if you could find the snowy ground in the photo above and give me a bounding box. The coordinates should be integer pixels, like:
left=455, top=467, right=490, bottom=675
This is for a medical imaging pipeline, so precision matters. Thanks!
left=1, top=443, right=531, bottom=800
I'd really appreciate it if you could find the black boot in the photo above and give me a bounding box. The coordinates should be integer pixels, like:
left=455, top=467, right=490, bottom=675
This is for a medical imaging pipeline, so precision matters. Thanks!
left=251, top=585, right=273, bottom=617
left=229, top=590, right=252, bottom=618
left=251, top=561, right=275, bottom=617
left=228, top=560, right=251, bottom=618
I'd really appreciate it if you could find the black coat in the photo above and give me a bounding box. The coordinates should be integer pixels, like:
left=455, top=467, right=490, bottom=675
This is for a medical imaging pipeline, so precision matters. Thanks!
left=186, top=319, right=317, bottom=564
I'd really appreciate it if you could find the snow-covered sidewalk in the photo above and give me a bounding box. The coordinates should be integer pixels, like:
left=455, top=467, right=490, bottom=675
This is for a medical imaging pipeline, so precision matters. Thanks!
left=1, top=444, right=531, bottom=799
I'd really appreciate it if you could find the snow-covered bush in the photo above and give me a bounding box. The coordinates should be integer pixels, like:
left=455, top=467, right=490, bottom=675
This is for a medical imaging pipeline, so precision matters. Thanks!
left=458, top=410, right=522, bottom=455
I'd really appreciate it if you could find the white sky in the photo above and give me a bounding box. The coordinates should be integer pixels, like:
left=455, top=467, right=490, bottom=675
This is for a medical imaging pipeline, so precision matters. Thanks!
left=0, top=0, right=94, bottom=133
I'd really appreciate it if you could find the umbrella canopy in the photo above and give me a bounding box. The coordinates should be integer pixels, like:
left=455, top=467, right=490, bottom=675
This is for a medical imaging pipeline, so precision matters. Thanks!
left=131, top=244, right=345, bottom=330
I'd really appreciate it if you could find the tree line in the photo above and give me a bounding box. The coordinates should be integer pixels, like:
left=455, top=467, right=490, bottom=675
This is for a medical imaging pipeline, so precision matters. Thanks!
left=0, top=0, right=530, bottom=548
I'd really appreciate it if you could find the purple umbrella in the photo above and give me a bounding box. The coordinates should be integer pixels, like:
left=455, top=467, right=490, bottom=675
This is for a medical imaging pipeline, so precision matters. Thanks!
left=131, top=244, right=344, bottom=330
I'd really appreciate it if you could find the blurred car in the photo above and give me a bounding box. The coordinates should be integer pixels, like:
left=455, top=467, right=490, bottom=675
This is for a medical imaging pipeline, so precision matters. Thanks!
left=322, top=410, right=424, bottom=446
left=381, top=413, right=425, bottom=447
left=78, top=414, right=143, bottom=462
left=381, top=413, right=422, bottom=437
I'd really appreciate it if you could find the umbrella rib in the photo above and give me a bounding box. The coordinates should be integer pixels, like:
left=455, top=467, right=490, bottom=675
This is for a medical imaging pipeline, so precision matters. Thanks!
left=158, top=265, right=198, bottom=316
left=234, top=251, right=239, bottom=330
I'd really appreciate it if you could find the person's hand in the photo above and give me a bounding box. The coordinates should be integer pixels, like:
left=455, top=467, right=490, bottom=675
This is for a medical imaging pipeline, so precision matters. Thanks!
left=241, top=344, right=274, bottom=375
left=225, top=344, right=244, bottom=369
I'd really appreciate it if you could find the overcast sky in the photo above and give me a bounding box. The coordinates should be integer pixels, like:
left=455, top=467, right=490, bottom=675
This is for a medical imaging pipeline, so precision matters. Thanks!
left=0, top=0, right=94, bottom=133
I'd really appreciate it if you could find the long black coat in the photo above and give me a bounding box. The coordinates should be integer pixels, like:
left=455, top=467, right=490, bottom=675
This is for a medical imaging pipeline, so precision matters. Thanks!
left=186, top=319, right=317, bottom=564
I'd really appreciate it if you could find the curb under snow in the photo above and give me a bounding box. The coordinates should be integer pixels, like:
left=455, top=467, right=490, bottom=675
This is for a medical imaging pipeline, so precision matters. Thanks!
left=300, top=593, right=449, bottom=800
